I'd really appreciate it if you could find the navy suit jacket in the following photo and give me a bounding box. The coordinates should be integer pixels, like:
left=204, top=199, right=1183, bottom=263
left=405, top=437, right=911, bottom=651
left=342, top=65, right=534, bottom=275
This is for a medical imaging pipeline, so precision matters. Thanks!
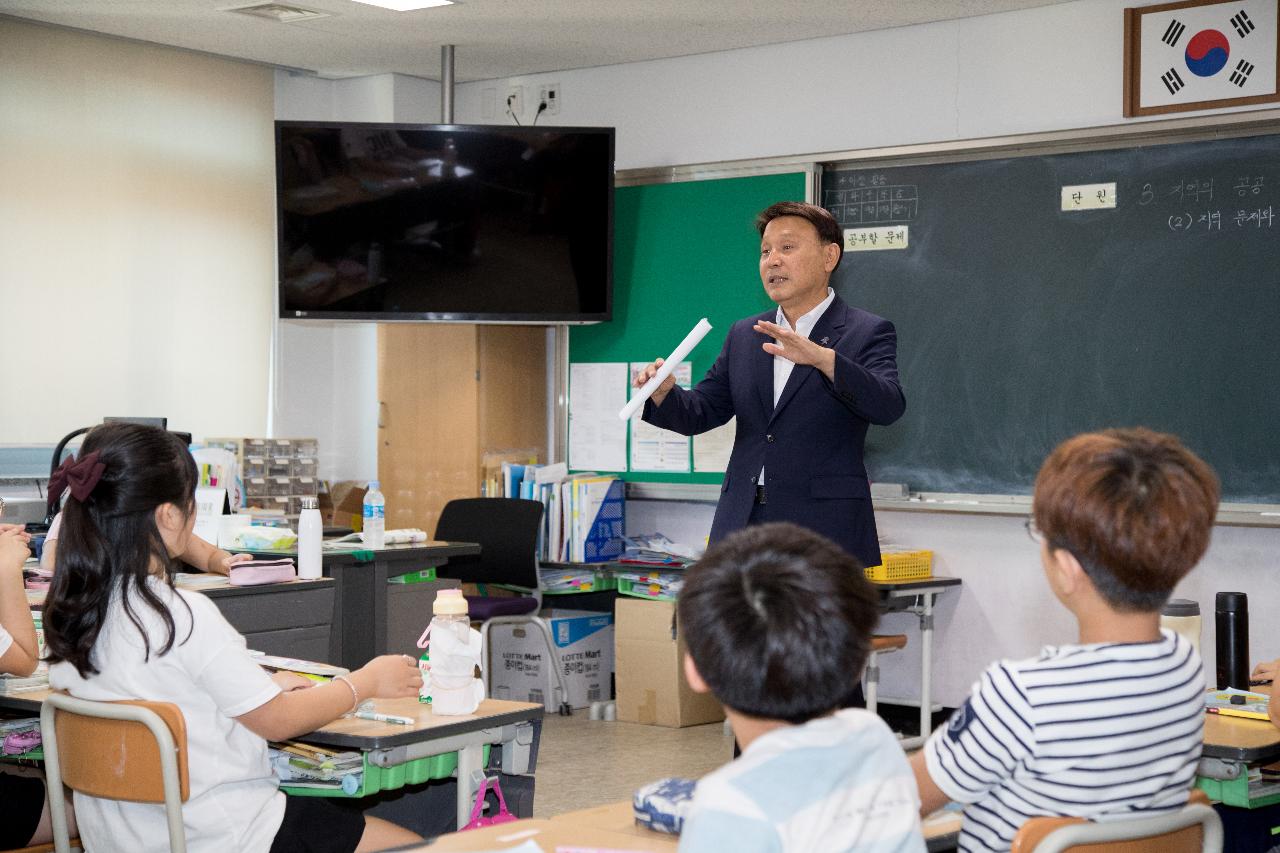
left=642, top=294, right=905, bottom=568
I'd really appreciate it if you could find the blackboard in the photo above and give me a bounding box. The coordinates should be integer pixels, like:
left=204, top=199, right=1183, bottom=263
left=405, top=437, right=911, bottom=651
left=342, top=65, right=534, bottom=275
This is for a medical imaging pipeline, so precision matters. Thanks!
left=824, top=131, right=1280, bottom=503
left=570, top=171, right=807, bottom=483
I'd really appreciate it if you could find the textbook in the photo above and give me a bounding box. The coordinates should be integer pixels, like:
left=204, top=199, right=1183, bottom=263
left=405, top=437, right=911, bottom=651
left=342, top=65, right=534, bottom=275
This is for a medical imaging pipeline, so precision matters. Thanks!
left=250, top=652, right=349, bottom=681
left=1205, top=687, right=1270, bottom=721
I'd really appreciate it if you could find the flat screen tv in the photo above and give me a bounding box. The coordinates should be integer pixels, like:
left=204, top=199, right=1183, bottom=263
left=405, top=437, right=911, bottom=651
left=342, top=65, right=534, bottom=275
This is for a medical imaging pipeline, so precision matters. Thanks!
left=276, top=121, right=614, bottom=323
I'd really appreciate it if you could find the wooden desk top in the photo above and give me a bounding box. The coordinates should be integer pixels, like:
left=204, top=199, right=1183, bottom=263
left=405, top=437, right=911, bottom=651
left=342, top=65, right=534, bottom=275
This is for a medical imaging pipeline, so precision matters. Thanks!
left=422, top=800, right=961, bottom=850
left=423, top=803, right=678, bottom=852
left=1203, top=711, right=1280, bottom=762
left=24, top=576, right=334, bottom=609
left=0, top=691, right=541, bottom=751
left=238, top=540, right=480, bottom=564
left=300, top=697, right=543, bottom=751
left=549, top=800, right=668, bottom=839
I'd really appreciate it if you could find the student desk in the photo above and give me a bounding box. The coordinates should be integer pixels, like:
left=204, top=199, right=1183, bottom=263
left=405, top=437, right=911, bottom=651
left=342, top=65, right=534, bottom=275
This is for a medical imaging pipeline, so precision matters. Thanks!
left=1199, top=712, right=1280, bottom=808
left=0, top=690, right=542, bottom=833
left=25, top=574, right=337, bottom=662
left=300, top=697, right=542, bottom=830
left=874, top=576, right=962, bottom=749
left=234, top=541, right=480, bottom=669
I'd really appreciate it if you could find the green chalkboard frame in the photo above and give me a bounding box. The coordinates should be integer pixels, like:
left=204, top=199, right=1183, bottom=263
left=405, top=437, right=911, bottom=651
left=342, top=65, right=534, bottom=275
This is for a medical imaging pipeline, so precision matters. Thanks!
left=569, top=169, right=810, bottom=483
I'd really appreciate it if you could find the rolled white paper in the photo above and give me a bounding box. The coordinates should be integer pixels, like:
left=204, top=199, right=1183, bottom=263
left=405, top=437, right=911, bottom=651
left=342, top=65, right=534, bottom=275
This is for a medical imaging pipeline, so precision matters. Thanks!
left=618, top=317, right=713, bottom=421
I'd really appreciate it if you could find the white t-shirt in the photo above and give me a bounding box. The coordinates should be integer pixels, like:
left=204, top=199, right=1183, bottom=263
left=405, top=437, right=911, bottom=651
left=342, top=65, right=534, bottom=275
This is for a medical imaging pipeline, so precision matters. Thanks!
left=49, top=580, right=285, bottom=853
left=679, top=708, right=924, bottom=853
left=0, top=620, right=12, bottom=660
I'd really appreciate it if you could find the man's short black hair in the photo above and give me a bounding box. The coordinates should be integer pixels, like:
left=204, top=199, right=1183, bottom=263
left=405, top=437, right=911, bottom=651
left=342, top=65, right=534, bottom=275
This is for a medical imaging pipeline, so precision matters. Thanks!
left=677, top=522, right=879, bottom=724
left=756, top=201, right=844, bottom=273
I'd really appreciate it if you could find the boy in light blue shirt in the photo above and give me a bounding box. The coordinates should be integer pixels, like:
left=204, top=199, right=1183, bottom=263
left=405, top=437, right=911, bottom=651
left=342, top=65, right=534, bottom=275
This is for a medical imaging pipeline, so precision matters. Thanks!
left=677, top=522, right=924, bottom=853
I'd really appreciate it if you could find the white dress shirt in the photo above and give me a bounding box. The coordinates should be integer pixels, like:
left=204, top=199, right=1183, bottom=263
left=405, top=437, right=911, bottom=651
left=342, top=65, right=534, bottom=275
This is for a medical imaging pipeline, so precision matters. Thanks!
left=761, top=287, right=836, bottom=486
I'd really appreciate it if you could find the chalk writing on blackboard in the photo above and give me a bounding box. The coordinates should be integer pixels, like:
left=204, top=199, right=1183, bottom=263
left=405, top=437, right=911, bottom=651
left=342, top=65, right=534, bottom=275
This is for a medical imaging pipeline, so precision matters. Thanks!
left=1137, top=176, right=1271, bottom=207
left=823, top=183, right=918, bottom=226
left=1165, top=206, right=1273, bottom=232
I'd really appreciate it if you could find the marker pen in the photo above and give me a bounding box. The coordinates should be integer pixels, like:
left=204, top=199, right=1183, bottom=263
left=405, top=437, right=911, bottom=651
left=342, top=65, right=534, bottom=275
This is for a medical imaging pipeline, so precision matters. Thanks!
left=354, top=710, right=414, bottom=725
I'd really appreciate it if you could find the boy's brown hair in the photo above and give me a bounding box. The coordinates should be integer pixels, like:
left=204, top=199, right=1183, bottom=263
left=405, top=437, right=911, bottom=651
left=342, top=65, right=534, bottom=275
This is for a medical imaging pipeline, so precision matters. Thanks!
left=1033, top=428, right=1219, bottom=612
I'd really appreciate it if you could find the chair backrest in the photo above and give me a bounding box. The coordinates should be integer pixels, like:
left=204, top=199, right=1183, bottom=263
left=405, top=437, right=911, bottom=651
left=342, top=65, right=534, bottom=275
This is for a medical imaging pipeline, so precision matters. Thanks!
left=41, top=692, right=191, bottom=853
left=43, top=693, right=190, bottom=802
left=1010, top=790, right=1222, bottom=853
left=434, top=498, right=545, bottom=588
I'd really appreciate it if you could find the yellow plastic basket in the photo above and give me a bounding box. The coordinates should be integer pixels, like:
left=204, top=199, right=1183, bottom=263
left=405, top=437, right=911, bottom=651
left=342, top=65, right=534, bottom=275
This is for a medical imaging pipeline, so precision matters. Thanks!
left=864, top=550, right=933, bottom=582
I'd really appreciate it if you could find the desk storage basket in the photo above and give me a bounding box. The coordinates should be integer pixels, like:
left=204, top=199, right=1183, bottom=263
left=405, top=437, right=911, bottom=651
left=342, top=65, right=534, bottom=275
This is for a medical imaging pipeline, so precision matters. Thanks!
left=281, top=744, right=490, bottom=799
left=864, top=550, right=933, bottom=582
left=617, top=577, right=678, bottom=601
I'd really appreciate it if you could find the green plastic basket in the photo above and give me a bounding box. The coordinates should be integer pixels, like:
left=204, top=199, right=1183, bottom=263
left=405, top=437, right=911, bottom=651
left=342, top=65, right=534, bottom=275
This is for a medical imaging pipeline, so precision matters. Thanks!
left=281, top=744, right=490, bottom=798
left=617, top=576, right=677, bottom=601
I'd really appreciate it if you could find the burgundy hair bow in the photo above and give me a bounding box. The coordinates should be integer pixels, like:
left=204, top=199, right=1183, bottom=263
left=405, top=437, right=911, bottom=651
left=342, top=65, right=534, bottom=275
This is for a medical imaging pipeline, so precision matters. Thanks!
left=48, top=450, right=106, bottom=509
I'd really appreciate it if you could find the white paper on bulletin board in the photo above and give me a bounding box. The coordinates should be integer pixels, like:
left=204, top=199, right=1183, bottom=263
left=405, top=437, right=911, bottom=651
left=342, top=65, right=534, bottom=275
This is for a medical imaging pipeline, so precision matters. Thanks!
left=693, top=417, right=736, bottom=473
left=569, top=362, right=628, bottom=472
left=628, top=361, right=692, bottom=473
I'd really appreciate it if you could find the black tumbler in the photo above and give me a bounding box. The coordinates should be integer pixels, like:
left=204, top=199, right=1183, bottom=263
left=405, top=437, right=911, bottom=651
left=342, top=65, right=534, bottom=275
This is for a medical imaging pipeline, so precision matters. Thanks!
left=1216, top=591, right=1249, bottom=690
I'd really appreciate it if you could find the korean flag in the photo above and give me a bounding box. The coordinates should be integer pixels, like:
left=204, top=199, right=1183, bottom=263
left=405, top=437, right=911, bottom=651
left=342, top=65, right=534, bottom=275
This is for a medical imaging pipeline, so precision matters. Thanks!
left=1139, top=0, right=1277, bottom=108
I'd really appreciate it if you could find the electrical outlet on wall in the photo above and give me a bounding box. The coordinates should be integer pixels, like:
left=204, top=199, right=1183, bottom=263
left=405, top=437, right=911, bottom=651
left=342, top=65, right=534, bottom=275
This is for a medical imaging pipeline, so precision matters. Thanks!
left=505, top=85, right=524, bottom=121
left=537, top=83, right=561, bottom=116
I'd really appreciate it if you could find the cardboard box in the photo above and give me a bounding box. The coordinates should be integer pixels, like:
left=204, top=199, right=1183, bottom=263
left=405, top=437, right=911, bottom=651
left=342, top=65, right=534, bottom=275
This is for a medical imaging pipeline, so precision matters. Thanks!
left=319, top=480, right=367, bottom=529
left=489, top=609, right=613, bottom=710
left=614, top=598, right=724, bottom=728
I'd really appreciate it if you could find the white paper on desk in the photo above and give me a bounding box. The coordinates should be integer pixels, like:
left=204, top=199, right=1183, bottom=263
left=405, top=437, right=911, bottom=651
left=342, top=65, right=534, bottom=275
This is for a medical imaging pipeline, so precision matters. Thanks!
left=628, top=362, right=691, bottom=473
left=569, top=363, right=628, bottom=472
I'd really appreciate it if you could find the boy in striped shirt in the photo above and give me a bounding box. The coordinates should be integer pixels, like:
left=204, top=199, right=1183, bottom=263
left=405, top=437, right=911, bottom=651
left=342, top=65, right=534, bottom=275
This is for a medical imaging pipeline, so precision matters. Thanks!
left=677, top=522, right=925, bottom=853
left=911, top=428, right=1220, bottom=852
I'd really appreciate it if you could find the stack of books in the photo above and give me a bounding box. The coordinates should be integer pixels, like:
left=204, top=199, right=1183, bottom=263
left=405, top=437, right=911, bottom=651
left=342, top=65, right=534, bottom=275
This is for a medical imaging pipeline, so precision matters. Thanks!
left=269, top=741, right=363, bottom=793
left=617, top=533, right=698, bottom=566
left=0, top=664, right=49, bottom=696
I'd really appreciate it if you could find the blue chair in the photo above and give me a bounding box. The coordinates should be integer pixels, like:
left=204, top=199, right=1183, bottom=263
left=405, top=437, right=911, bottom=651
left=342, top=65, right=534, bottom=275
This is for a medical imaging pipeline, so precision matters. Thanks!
left=435, top=498, right=571, bottom=715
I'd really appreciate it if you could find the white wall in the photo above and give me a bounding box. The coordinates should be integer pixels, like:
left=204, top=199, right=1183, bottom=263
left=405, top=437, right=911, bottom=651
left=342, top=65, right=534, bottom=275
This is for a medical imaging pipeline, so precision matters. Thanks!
left=0, top=19, right=275, bottom=443
left=452, top=0, right=1262, bottom=169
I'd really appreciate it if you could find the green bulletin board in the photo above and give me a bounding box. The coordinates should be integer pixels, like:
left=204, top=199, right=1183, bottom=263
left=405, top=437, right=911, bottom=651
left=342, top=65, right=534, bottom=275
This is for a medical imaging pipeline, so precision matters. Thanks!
left=569, top=171, right=808, bottom=483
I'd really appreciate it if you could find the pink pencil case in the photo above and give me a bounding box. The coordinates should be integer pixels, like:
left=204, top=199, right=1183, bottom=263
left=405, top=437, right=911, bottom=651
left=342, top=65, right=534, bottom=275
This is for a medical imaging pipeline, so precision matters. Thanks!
left=229, top=560, right=297, bottom=586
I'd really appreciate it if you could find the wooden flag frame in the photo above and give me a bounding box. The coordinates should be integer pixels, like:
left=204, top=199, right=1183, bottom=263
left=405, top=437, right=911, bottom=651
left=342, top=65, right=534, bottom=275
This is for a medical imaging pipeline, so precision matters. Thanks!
left=1124, top=0, right=1280, bottom=116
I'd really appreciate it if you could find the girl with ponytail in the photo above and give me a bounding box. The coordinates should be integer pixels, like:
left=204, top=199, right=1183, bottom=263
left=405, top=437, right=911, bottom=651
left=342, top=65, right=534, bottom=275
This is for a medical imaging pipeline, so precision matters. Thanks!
left=44, top=422, right=423, bottom=853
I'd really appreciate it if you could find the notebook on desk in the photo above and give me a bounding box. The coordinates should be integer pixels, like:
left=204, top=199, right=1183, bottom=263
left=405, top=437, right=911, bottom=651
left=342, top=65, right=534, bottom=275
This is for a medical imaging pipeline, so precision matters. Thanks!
left=1206, top=687, right=1271, bottom=721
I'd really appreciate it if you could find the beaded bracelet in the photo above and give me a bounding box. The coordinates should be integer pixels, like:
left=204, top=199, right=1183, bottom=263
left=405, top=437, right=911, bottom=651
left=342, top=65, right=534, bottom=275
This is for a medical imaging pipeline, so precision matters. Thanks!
left=334, top=674, right=359, bottom=713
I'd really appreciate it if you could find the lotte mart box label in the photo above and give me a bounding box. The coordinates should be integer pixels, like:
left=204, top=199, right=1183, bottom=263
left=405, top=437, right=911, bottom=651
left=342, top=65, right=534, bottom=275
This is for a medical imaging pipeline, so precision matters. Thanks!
left=489, top=610, right=614, bottom=710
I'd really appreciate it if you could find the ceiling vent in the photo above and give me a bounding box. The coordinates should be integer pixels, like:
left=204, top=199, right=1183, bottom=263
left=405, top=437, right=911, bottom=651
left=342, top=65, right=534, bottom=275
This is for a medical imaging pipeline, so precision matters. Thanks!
left=223, top=3, right=332, bottom=23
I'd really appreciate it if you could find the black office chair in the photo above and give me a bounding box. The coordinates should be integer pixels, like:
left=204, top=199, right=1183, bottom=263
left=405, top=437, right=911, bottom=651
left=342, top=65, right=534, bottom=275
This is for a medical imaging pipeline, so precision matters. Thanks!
left=434, top=498, right=572, bottom=715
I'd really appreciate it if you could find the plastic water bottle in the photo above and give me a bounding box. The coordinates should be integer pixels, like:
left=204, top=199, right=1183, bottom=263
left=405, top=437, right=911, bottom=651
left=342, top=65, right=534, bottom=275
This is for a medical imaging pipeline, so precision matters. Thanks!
left=363, top=480, right=385, bottom=549
left=297, top=496, right=323, bottom=580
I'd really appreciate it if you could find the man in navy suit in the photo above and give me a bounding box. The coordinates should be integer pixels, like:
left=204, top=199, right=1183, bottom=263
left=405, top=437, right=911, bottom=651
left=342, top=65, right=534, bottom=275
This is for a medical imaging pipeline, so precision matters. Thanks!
left=637, top=202, right=905, bottom=569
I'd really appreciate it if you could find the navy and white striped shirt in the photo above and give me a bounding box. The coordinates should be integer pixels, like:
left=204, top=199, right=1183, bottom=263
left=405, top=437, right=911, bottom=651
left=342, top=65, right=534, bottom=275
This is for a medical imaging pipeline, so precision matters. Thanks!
left=924, top=629, right=1203, bottom=853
